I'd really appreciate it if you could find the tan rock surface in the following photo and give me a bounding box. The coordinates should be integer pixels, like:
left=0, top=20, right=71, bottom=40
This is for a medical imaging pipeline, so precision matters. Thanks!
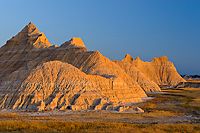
left=59, top=37, right=86, bottom=49
left=1, top=61, right=103, bottom=110
left=0, top=23, right=149, bottom=111
left=0, top=59, right=145, bottom=110
left=123, top=54, right=186, bottom=86
left=0, top=22, right=184, bottom=111
left=113, top=60, right=161, bottom=93
left=0, top=22, right=51, bottom=52
left=0, top=22, right=52, bottom=78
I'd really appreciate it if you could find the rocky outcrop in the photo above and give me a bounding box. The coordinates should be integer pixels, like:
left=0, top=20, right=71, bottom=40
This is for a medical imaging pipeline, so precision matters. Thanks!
left=0, top=22, right=183, bottom=111
left=1, top=61, right=104, bottom=110
left=113, top=60, right=161, bottom=93
left=0, top=22, right=148, bottom=111
left=123, top=54, right=186, bottom=86
left=59, top=37, right=86, bottom=49
left=0, top=22, right=52, bottom=52
left=0, top=22, right=53, bottom=78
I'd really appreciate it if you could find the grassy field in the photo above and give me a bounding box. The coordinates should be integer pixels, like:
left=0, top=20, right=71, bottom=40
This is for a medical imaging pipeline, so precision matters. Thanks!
left=0, top=87, right=200, bottom=132
left=0, top=121, right=199, bottom=133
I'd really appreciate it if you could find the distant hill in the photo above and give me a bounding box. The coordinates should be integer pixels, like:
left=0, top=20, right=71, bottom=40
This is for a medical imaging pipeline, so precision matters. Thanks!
left=181, top=75, right=200, bottom=81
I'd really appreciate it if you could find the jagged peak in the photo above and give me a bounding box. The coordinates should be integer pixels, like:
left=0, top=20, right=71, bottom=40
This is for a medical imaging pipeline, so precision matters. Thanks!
left=135, top=56, right=141, bottom=61
left=60, top=37, right=86, bottom=49
left=71, top=37, right=85, bottom=47
left=28, top=21, right=36, bottom=27
left=2, top=22, right=52, bottom=51
left=21, top=22, right=38, bottom=34
left=152, top=55, right=168, bottom=62
left=122, top=54, right=134, bottom=62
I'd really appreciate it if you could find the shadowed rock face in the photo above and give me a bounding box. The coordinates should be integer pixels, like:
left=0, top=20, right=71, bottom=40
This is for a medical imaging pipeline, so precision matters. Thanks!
left=0, top=22, right=182, bottom=111
left=123, top=54, right=186, bottom=86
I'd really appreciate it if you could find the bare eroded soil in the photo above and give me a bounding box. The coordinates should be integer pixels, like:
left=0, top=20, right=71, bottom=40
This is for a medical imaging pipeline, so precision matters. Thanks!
left=0, top=87, right=200, bottom=124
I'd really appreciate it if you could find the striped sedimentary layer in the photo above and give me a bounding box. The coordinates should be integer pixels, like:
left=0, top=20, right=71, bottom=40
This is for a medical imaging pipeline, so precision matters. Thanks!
left=0, top=22, right=183, bottom=111
left=123, top=54, right=186, bottom=86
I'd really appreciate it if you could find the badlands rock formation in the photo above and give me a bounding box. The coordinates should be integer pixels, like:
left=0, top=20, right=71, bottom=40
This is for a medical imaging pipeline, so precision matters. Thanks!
left=113, top=60, right=161, bottom=92
left=0, top=22, right=184, bottom=111
left=123, top=54, right=186, bottom=86
left=60, top=37, right=86, bottom=49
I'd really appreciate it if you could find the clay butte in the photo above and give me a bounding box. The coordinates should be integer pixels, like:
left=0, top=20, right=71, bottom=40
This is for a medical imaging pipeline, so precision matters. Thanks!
left=0, top=22, right=185, bottom=112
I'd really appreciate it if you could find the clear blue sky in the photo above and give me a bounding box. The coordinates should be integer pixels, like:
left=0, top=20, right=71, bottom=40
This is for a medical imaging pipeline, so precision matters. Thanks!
left=0, top=0, right=200, bottom=75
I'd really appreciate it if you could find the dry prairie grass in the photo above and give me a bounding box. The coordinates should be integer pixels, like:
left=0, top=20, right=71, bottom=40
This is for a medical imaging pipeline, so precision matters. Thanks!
left=0, top=121, right=199, bottom=133
left=164, top=87, right=200, bottom=112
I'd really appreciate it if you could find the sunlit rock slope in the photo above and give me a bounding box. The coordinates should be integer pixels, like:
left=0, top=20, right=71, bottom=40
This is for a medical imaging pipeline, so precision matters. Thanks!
left=123, top=54, right=186, bottom=86
left=0, top=22, right=184, bottom=111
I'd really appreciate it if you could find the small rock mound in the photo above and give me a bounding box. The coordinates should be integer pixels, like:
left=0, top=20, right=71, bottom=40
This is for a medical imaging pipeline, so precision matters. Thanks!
left=123, top=54, right=134, bottom=62
left=60, top=37, right=86, bottom=49
left=152, top=55, right=168, bottom=62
